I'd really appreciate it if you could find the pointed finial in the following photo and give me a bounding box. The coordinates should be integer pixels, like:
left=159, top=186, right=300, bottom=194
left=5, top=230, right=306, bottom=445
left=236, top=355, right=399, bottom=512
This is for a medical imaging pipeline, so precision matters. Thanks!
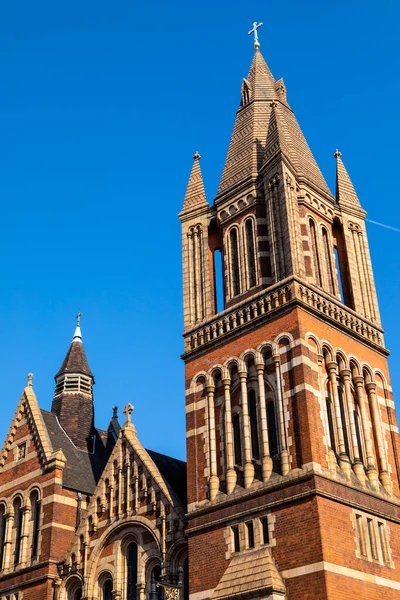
left=112, top=406, right=118, bottom=418
left=334, top=149, right=342, bottom=158
left=123, top=403, right=134, bottom=423
left=72, top=312, right=83, bottom=343
left=27, top=373, right=33, bottom=387
left=248, top=21, right=263, bottom=49
left=193, top=151, right=201, bottom=161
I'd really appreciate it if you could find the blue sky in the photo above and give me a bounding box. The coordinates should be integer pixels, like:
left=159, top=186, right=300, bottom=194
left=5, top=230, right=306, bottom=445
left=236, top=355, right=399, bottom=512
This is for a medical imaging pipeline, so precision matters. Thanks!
left=0, top=1, right=399, bottom=461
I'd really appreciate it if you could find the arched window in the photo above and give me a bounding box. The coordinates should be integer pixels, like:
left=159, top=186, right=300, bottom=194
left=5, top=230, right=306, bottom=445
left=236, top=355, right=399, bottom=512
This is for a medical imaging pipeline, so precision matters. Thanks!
left=229, top=228, right=240, bottom=297
left=332, top=219, right=353, bottom=308
left=150, top=565, right=163, bottom=600
left=74, top=588, right=82, bottom=600
left=322, top=228, right=335, bottom=294
left=354, top=407, right=365, bottom=465
left=245, top=219, right=256, bottom=289
left=248, top=390, right=259, bottom=460
left=232, top=414, right=242, bottom=466
left=103, top=579, right=113, bottom=600
left=309, top=219, right=322, bottom=287
left=13, top=497, right=23, bottom=566
left=266, top=401, right=278, bottom=457
left=0, top=504, right=6, bottom=569
left=127, top=542, right=138, bottom=600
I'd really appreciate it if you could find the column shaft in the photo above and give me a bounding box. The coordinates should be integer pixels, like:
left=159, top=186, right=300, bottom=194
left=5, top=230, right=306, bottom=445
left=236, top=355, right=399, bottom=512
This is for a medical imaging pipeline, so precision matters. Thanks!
left=274, top=356, right=289, bottom=475
left=222, top=378, right=237, bottom=494
left=207, top=384, right=220, bottom=499
left=256, top=363, right=272, bottom=481
left=239, top=372, right=255, bottom=488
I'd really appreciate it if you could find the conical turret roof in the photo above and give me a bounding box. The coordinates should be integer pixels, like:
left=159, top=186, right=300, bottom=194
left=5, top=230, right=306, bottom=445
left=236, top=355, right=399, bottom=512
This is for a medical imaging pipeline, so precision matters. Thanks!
left=216, top=48, right=332, bottom=200
left=55, top=322, right=93, bottom=378
left=180, top=151, right=208, bottom=215
left=335, top=150, right=363, bottom=210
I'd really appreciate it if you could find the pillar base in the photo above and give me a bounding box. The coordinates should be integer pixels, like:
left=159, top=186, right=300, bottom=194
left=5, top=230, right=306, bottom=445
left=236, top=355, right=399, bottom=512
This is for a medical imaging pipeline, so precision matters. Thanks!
left=226, top=468, right=237, bottom=495
left=379, top=470, right=393, bottom=494
left=366, top=465, right=379, bottom=490
left=327, top=449, right=337, bottom=472
left=339, top=454, right=352, bottom=480
left=262, top=455, right=273, bottom=482
left=352, top=460, right=366, bottom=487
left=281, top=450, right=290, bottom=476
left=209, top=475, right=220, bottom=500
left=244, top=462, right=255, bottom=488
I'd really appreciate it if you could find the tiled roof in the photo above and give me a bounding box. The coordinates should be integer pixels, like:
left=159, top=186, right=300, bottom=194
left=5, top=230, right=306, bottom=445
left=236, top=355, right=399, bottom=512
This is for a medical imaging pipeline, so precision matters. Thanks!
left=216, top=48, right=331, bottom=200
left=335, top=151, right=362, bottom=209
left=41, top=410, right=114, bottom=494
left=211, top=546, right=286, bottom=599
left=55, top=340, right=93, bottom=378
left=181, top=153, right=208, bottom=215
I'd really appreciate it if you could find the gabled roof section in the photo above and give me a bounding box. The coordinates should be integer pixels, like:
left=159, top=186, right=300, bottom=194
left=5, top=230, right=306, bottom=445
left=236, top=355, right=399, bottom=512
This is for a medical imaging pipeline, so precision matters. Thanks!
left=211, top=546, right=286, bottom=599
left=41, top=410, right=114, bottom=494
left=55, top=323, right=93, bottom=378
left=335, top=150, right=363, bottom=210
left=0, top=378, right=53, bottom=470
left=263, top=100, right=331, bottom=195
left=180, top=152, right=208, bottom=216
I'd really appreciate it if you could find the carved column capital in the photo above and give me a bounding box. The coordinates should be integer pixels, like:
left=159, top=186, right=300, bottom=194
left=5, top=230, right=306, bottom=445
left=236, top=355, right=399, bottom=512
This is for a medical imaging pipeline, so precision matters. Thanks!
left=365, top=382, right=377, bottom=393
left=340, top=368, right=351, bottom=381
left=326, top=361, right=338, bottom=374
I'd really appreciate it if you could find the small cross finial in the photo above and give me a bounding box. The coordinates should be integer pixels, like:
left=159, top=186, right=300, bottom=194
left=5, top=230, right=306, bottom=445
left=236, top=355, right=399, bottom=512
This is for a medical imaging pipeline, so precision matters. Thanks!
left=193, top=151, right=201, bottom=161
left=123, top=403, right=134, bottom=423
left=27, top=373, right=33, bottom=387
left=112, top=406, right=118, bottom=418
left=334, top=149, right=342, bottom=158
left=248, top=21, right=263, bottom=49
left=270, top=99, right=278, bottom=108
left=76, top=312, right=82, bottom=326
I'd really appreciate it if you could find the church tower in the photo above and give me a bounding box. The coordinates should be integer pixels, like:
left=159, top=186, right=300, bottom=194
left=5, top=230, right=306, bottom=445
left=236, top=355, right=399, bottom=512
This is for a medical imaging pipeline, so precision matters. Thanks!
left=180, top=26, right=400, bottom=599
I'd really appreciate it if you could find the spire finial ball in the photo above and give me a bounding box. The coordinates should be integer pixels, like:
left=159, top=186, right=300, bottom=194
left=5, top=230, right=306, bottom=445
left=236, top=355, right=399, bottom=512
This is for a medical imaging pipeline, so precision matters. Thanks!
left=27, top=373, right=33, bottom=387
left=334, top=149, right=342, bottom=158
left=193, top=151, right=201, bottom=161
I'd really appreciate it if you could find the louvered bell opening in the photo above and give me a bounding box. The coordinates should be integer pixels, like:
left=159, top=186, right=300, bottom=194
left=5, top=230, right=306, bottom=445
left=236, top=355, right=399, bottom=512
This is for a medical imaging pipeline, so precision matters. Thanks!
left=54, top=374, right=92, bottom=396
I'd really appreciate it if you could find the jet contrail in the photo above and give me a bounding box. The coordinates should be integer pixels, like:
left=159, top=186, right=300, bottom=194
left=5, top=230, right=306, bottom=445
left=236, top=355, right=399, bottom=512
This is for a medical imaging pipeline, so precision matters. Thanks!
left=366, top=219, right=400, bottom=233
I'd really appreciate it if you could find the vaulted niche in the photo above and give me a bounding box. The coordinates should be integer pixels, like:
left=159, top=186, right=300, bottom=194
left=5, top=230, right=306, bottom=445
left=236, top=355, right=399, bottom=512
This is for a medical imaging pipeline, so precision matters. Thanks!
left=208, top=218, right=225, bottom=314
left=332, top=219, right=353, bottom=309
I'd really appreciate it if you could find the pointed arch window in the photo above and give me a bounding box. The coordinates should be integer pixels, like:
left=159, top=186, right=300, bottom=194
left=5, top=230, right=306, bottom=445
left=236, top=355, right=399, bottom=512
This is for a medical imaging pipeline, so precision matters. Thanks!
left=150, top=565, right=163, bottom=600
left=232, top=414, right=242, bottom=466
left=30, top=489, right=41, bottom=560
left=245, top=219, right=257, bottom=289
left=13, top=497, right=23, bottom=566
left=309, top=219, right=322, bottom=287
left=127, top=542, right=138, bottom=600
left=326, top=397, right=337, bottom=453
left=74, top=589, right=82, bottom=600
left=0, top=504, right=6, bottom=569
left=248, top=390, right=260, bottom=460
left=322, top=227, right=335, bottom=294
left=229, top=228, right=241, bottom=297
left=102, top=579, right=113, bottom=600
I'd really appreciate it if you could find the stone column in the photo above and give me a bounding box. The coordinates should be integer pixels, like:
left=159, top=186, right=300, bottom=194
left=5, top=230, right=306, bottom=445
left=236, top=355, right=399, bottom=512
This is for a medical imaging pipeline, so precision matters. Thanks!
left=222, top=377, right=237, bottom=494
left=256, top=361, right=272, bottom=481
left=206, top=383, right=220, bottom=499
left=273, top=355, right=289, bottom=476
left=317, top=354, right=336, bottom=470
left=326, top=361, right=351, bottom=477
left=341, top=369, right=365, bottom=484
left=365, top=382, right=392, bottom=493
left=126, top=458, right=131, bottom=514
left=353, top=376, right=378, bottom=488
left=20, top=505, right=31, bottom=565
left=239, top=370, right=255, bottom=488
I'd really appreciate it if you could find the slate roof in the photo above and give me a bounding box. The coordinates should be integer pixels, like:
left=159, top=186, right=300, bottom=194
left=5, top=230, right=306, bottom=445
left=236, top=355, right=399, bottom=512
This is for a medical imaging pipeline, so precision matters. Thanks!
left=55, top=340, right=93, bottom=378
left=41, top=409, right=114, bottom=494
left=147, top=449, right=187, bottom=506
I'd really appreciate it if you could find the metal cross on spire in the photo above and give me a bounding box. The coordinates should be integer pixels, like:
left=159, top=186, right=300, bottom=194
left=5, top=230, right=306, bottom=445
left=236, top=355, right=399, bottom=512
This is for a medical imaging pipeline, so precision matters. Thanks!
left=248, top=21, right=263, bottom=49
left=76, top=311, right=82, bottom=326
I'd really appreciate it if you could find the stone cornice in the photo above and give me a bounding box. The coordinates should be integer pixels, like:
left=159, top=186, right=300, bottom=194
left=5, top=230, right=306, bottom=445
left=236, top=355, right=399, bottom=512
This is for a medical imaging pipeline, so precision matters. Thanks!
left=182, top=276, right=386, bottom=360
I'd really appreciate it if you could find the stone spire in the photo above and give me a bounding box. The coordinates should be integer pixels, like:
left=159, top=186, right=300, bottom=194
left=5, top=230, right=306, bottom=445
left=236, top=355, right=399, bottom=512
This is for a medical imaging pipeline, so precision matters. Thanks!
left=51, top=316, right=95, bottom=451
left=334, top=150, right=364, bottom=212
left=216, top=48, right=332, bottom=201
left=180, top=151, right=208, bottom=216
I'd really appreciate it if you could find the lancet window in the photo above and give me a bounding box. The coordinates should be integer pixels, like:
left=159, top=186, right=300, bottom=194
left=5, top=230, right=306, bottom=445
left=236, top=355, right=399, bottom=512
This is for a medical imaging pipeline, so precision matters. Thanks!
left=13, top=497, right=23, bottom=566
left=229, top=228, right=241, bottom=297
left=322, top=227, right=335, bottom=295
left=309, top=218, right=322, bottom=287
left=127, top=542, right=138, bottom=600
left=0, top=503, right=6, bottom=569
left=30, top=489, right=41, bottom=560
left=102, top=578, right=113, bottom=600
left=245, top=218, right=257, bottom=289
